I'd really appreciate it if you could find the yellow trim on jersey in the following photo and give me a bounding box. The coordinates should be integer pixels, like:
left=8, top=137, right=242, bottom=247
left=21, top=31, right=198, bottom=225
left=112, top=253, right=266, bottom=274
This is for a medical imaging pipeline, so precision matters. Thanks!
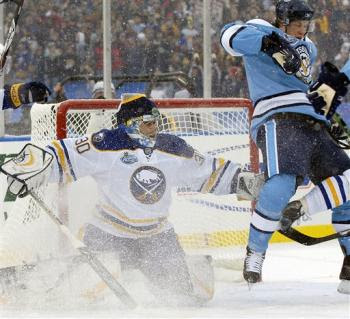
left=95, top=214, right=167, bottom=237
left=326, top=177, right=340, bottom=207
left=101, top=204, right=162, bottom=224
left=200, top=158, right=226, bottom=193
left=51, top=140, right=73, bottom=183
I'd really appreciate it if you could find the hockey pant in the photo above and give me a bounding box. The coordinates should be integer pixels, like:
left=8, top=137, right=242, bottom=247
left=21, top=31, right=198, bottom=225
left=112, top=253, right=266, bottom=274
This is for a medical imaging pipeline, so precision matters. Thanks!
left=83, top=224, right=214, bottom=305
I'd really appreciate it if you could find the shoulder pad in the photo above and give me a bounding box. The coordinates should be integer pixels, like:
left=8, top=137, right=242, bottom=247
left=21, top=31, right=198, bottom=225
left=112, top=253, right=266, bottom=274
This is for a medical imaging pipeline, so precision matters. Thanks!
left=304, top=36, right=313, bottom=44
left=246, top=19, right=274, bottom=28
left=156, top=134, right=194, bottom=158
left=91, top=127, right=135, bottom=151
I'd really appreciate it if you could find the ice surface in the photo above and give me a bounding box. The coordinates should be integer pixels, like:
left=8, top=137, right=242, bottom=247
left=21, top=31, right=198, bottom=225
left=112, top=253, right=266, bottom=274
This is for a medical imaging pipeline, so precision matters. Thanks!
left=0, top=241, right=349, bottom=319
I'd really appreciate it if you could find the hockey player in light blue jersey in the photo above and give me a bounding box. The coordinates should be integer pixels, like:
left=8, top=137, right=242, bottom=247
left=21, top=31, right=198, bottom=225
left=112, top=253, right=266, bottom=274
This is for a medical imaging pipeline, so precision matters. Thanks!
left=342, top=59, right=350, bottom=79
left=280, top=60, right=350, bottom=293
left=221, top=0, right=350, bottom=292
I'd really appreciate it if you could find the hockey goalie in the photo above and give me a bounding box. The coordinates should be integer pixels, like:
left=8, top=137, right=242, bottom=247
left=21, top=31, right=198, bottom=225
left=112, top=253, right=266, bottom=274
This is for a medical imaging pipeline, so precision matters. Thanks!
left=1, top=94, right=263, bottom=306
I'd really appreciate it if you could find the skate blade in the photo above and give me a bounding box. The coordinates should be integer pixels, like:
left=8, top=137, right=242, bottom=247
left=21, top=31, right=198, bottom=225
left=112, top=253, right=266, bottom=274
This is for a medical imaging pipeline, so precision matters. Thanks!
left=246, top=280, right=262, bottom=290
left=247, top=282, right=254, bottom=290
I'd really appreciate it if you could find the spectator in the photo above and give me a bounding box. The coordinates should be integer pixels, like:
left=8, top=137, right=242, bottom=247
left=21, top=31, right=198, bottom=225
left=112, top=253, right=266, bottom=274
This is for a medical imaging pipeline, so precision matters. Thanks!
left=3, top=0, right=350, bottom=135
left=91, top=81, right=116, bottom=99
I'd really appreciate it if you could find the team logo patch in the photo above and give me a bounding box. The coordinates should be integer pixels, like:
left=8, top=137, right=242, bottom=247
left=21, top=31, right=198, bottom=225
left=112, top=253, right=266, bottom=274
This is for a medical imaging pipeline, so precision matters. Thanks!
left=194, top=150, right=204, bottom=165
left=130, top=166, right=166, bottom=204
left=92, top=132, right=104, bottom=143
left=295, top=45, right=312, bottom=84
left=120, top=152, right=138, bottom=164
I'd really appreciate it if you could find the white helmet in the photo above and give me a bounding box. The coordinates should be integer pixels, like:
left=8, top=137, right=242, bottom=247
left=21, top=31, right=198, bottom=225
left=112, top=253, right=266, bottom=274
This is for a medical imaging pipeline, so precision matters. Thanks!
left=92, top=81, right=116, bottom=99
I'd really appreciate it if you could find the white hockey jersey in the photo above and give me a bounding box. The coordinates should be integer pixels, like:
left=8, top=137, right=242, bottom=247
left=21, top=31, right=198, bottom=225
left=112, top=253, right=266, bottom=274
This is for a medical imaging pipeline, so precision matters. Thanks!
left=46, top=127, right=239, bottom=239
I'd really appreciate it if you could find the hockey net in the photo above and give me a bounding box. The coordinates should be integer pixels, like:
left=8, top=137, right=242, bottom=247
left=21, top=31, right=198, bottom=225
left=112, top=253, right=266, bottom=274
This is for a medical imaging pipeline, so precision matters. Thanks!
left=0, top=98, right=258, bottom=271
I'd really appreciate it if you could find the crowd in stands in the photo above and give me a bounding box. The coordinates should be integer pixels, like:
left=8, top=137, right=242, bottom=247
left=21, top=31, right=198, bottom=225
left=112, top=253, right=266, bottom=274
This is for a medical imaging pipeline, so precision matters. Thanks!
left=2, top=0, right=350, bottom=133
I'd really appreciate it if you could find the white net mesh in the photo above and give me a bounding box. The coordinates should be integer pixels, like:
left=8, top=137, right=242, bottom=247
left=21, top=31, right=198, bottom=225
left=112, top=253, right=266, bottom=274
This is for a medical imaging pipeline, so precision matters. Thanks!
left=0, top=99, right=257, bottom=268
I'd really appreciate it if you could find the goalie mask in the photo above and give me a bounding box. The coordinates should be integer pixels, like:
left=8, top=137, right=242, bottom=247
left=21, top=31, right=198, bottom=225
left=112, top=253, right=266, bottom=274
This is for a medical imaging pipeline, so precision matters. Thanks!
left=117, top=93, right=160, bottom=148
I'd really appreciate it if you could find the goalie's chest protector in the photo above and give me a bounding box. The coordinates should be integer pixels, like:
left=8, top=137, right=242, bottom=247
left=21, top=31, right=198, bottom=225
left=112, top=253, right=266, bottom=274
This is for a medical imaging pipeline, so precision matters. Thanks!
left=94, top=131, right=195, bottom=208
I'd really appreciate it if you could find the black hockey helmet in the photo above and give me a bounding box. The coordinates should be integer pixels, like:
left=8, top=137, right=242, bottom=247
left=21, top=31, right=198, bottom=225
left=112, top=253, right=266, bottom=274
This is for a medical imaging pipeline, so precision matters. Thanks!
left=276, top=0, right=314, bottom=26
left=117, top=93, right=159, bottom=125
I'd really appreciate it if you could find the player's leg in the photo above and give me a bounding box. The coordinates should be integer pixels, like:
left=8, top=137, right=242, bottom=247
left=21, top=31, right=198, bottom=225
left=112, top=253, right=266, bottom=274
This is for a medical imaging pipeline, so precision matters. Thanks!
left=138, top=229, right=214, bottom=306
left=332, top=204, right=350, bottom=293
left=244, top=116, right=314, bottom=283
left=309, top=130, right=350, bottom=293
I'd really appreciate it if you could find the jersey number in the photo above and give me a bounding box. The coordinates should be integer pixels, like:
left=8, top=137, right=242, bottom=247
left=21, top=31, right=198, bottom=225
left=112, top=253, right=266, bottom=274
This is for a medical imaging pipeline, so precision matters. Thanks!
left=75, top=137, right=90, bottom=154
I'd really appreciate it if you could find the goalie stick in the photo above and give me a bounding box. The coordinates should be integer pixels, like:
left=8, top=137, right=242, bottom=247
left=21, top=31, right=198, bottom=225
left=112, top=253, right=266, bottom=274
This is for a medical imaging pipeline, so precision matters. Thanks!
left=279, top=227, right=350, bottom=246
left=27, top=190, right=137, bottom=309
left=0, top=0, right=24, bottom=71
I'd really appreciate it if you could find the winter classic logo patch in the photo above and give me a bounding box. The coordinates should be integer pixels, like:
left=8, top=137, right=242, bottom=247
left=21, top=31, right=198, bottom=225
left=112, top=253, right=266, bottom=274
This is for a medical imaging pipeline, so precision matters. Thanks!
left=130, top=166, right=166, bottom=204
left=120, top=152, right=138, bottom=164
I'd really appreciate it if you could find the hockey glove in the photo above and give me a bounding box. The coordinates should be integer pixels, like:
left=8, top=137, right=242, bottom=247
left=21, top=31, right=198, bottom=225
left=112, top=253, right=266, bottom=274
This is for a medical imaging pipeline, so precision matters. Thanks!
left=327, top=113, right=350, bottom=149
left=307, top=62, right=350, bottom=120
left=233, top=171, right=265, bottom=201
left=280, top=200, right=306, bottom=231
left=261, top=31, right=301, bottom=75
left=0, top=144, right=53, bottom=198
left=3, top=81, right=51, bottom=109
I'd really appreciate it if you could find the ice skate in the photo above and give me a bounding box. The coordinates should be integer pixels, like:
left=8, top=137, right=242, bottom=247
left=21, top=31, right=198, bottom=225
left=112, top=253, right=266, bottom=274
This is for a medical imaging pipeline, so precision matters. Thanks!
left=338, top=255, right=350, bottom=294
left=243, top=247, right=265, bottom=287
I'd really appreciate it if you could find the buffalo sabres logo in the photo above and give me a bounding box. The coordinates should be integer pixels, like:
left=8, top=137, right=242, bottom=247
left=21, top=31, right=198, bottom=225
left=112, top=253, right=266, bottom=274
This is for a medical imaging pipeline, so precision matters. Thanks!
left=295, top=45, right=312, bottom=84
left=130, top=166, right=166, bottom=204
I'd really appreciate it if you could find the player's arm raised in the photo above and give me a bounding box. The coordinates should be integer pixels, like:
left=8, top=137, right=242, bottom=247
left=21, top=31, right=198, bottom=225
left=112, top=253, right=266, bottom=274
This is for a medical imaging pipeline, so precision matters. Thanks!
left=2, top=81, right=51, bottom=110
left=220, top=22, right=301, bottom=75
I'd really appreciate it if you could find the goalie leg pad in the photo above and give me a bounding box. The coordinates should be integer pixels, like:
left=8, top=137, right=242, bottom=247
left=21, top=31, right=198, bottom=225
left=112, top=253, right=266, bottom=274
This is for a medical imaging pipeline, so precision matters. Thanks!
left=185, top=255, right=215, bottom=304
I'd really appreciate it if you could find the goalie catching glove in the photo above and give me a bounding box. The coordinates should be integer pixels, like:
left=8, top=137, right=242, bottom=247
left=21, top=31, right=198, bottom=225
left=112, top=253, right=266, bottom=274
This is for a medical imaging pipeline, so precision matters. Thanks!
left=307, top=62, right=350, bottom=120
left=261, top=31, right=301, bottom=75
left=0, top=144, right=53, bottom=197
left=3, top=81, right=51, bottom=109
left=233, top=170, right=265, bottom=201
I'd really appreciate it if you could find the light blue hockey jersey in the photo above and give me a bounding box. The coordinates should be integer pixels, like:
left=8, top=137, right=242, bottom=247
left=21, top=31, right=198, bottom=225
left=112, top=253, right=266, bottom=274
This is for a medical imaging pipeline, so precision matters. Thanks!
left=342, top=59, right=350, bottom=80
left=220, top=19, right=327, bottom=141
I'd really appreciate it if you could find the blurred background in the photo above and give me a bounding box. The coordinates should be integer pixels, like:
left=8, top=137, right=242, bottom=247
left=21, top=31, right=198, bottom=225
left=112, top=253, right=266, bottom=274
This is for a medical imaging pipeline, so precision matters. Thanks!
left=2, top=0, right=350, bottom=134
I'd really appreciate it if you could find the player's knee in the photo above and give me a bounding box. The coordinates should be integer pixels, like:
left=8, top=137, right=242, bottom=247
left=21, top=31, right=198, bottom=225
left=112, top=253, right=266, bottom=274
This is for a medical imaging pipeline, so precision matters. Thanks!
left=257, top=174, right=296, bottom=218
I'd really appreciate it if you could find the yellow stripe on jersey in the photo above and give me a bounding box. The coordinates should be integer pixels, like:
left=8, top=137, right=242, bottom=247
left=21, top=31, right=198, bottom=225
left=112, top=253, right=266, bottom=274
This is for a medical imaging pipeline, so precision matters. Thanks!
left=201, top=158, right=226, bottom=193
left=101, top=204, right=162, bottom=224
left=51, top=140, right=73, bottom=183
left=95, top=214, right=166, bottom=237
left=326, top=177, right=340, bottom=207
